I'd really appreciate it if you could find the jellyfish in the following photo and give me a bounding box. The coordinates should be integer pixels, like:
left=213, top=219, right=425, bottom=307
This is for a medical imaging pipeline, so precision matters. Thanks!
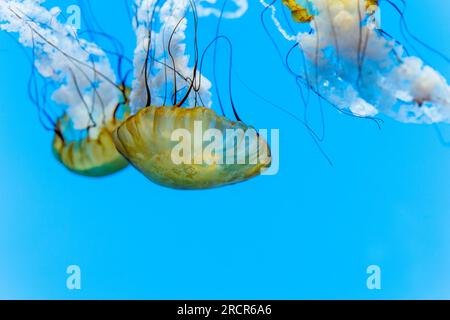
left=112, top=0, right=271, bottom=189
left=0, top=0, right=130, bottom=177
left=282, top=0, right=378, bottom=22
left=281, top=0, right=313, bottom=23
left=260, top=0, right=450, bottom=127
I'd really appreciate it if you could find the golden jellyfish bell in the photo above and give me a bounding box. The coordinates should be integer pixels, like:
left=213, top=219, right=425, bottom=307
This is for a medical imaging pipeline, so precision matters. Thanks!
left=112, top=106, right=272, bottom=190
left=366, top=0, right=379, bottom=14
left=52, top=109, right=129, bottom=177
left=282, top=0, right=313, bottom=23
left=282, top=0, right=379, bottom=23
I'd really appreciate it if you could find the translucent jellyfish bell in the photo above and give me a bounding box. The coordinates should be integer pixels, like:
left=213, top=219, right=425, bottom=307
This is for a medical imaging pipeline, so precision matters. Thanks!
left=113, top=106, right=271, bottom=189
left=53, top=107, right=130, bottom=177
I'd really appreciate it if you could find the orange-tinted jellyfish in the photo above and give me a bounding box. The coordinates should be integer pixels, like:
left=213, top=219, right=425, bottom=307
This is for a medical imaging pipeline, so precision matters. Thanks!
left=282, top=0, right=379, bottom=22
left=282, top=0, right=313, bottom=23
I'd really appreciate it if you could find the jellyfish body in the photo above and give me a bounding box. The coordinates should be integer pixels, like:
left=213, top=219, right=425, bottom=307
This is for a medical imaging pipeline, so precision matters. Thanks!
left=1, top=0, right=130, bottom=177
left=282, top=0, right=379, bottom=18
left=282, top=0, right=313, bottom=23
left=281, top=0, right=379, bottom=22
left=51, top=89, right=131, bottom=177
left=118, top=0, right=270, bottom=189
left=52, top=111, right=129, bottom=177
left=53, top=126, right=128, bottom=177
left=263, top=0, right=450, bottom=126
left=113, top=105, right=271, bottom=189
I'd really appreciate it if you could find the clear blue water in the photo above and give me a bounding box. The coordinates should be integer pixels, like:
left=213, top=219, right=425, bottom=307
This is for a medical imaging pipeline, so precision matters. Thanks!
left=0, top=0, right=450, bottom=299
